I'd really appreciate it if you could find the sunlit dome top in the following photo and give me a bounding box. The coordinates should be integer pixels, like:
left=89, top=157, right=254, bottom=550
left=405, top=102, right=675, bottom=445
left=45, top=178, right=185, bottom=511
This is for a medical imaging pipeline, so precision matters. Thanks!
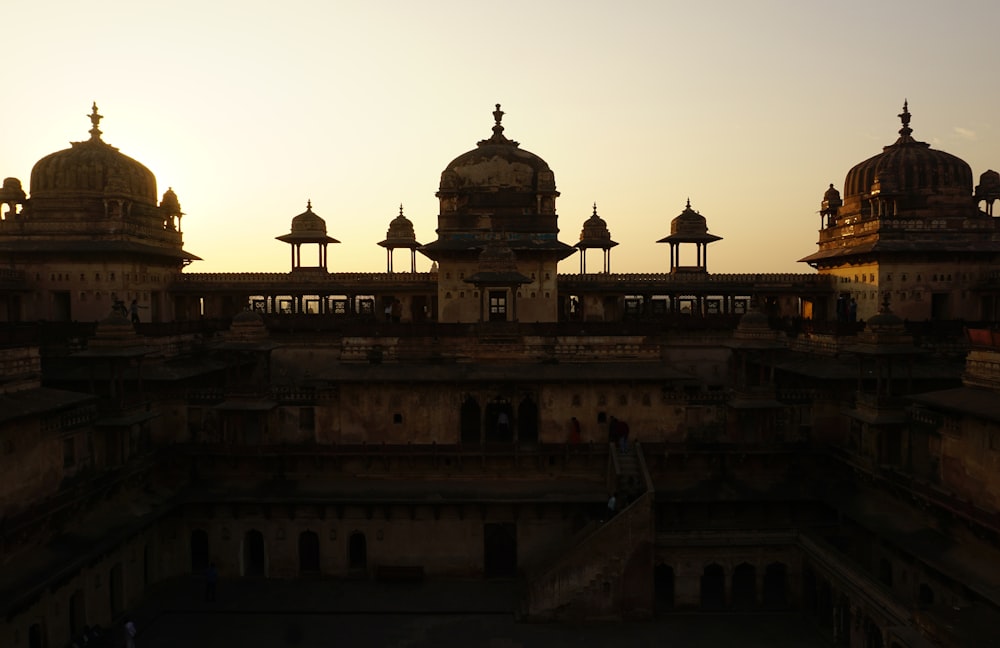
left=29, top=103, right=157, bottom=204
left=438, top=104, right=556, bottom=195
left=277, top=200, right=340, bottom=244
left=843, top=101, right=972, bottom=200
left=384, top=205, right=417, bottom=242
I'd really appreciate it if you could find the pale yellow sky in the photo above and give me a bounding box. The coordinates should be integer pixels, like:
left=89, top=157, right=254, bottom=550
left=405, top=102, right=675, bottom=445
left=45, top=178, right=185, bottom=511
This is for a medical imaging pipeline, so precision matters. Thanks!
left=4, top=1, right=999, bottom=275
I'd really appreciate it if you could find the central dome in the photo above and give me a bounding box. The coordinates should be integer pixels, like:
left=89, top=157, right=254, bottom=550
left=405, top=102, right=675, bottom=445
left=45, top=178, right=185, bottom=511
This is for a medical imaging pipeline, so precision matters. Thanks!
left=438, top=104, right=556, bottom=195
left=842, top=102, right=972, bottom=201
left=29, top=103, right=157, bottom=205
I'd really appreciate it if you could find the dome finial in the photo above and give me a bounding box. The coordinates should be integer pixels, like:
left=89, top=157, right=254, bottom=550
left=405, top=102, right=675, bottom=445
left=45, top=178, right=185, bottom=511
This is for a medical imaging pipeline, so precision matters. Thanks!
left=898, top=99, right=913, bottom=139
left=686, top=197, right=691, bottom=209
left=592, top=202, right=598, bottom=216
left=399, top=203, right=404, bottom=216
left=306, top=199, right=312, bottom=210
left=88, top=102, right=103, bottom=141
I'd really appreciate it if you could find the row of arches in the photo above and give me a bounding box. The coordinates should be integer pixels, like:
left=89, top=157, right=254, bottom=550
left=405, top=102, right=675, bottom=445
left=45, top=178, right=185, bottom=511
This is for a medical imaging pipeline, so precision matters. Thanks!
left=460, top=396, right=538, bottom=444
left=192, top=528, right=370, bottom=577
left=654, top=561, right=789, bottom=611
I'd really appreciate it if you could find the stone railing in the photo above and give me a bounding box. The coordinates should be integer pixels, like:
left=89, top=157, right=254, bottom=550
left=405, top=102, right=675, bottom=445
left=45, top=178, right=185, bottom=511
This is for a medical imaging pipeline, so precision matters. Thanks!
left=561, top=272, right=831, bottom=286
left=172, top=271, right=436, bottom=285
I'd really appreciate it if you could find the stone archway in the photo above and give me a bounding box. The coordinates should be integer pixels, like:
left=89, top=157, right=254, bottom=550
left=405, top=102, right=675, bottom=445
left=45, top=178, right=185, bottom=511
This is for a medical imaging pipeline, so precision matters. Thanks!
left=191, top=529, right=209, bottom=573
left=484, top=523, right=517, bottom=578
left=763, top=562, right=788, bottom=608
left=349, top=532, right=367, bottom=571
left=654, top=564, right=675, bottom=611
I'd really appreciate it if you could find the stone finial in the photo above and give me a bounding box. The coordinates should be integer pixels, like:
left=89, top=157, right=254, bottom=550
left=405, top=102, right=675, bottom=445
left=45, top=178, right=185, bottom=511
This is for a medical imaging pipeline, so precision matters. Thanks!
left=898, top=99, right=912, bottom=140
left=89, top=102, right=104, bottom=141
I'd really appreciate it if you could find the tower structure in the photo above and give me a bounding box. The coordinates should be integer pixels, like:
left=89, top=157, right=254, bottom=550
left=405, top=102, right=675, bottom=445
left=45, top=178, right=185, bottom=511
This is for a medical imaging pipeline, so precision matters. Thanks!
left=420, top=105, right=574, bottom=323
left=801, top=102, right=1000, bottom=321
left=0, top=103, right=199, bottom=321
left=657, top=199, right=722, bottom=274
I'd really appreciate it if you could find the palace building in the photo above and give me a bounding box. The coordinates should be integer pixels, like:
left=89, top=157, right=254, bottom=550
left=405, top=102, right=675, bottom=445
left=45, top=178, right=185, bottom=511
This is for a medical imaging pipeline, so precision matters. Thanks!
left=1, top=102, right=999, bottom=647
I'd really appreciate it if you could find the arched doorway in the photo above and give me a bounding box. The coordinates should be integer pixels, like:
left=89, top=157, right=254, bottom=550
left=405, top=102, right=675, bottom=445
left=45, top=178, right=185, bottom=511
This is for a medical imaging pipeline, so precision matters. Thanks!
left=763, top=562, right=787, bottom=608
left=460, top=397, right=481, bottom=444
left=654, top=564, right=674, bottom=611
left=517, top=396, right=539, bottom=444
left=299, top=530, right=320, bottom=574
left=700, top=563, right=725, bottom=610
left=484, top=523, right=517, bottom=578
left=485, top=399, right=513, bottom=443
left=803, top=565, right=818, bottom=614
left=190, top=529, right=209, bottom=573
left=109, top=563, right=124, bottom=618
left=349, top=532, right=367, bottom=571
left=243, top=529, right=266, bottom=577
left=732, top=562, right=756, bottom=609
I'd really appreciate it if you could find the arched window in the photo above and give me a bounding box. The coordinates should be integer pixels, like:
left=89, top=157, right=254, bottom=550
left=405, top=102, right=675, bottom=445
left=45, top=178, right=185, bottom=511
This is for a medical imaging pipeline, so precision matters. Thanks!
left=517, top=396, right=539, bottom=444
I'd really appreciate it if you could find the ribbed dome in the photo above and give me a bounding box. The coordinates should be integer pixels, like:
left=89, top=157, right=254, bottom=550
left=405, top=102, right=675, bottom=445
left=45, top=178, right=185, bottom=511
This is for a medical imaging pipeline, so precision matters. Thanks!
left=160, top=187, right=181, bottom=215
left=385, top=205, right=416, bottom=241
left=290, top=201, right=327, bottom=234
left=438, top=104, right=556, bottom=195
left=670, top=200, right=709, bottom=236
left=975, top=170, right=1000, bottom=203
left=29, top=104, right=157, bottom=204
left=821, top=183, right=842, bottom=211
left=843, top=102, right=972, bottom=200
left=579, top=203, right=612, bottom=242
left=0, top=177, right=26, bottom=203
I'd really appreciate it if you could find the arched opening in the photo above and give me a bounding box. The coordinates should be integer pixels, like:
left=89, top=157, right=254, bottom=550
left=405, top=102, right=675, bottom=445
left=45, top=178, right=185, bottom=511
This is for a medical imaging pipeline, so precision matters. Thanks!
left=28, top=623, right=44, bottom=648
left=190, top=528, right=209, bottom=573
left=109, top=563, right=124, bottom=618
left=878, top=557, right=893, bottom=588
left=803, top=565, right=818, bottom=614
left=460, top=397, right=481, bottom=444
left=485, top=399, right=514, bottom=443
left=732, top=562, right=756, bottom=609
left=243, top=529, right=266, bottom=577
left=918, top=583, right=934, bottom=607
left=484, top=522, right=517, bottom=578
left=69, top=589, right=86, bottom=638
left=763, top=562, right=788, bottom=608
left=865, top=616, right=885, bottom=648
left=349, top=532, right=367, bottom=571
left=700, top=563, right=725, bottom=610
left=654, top=564, right=674, bottom=611
left=299, top=530, right=320, bottom=574
left=517, top=396, right=539, bottom=444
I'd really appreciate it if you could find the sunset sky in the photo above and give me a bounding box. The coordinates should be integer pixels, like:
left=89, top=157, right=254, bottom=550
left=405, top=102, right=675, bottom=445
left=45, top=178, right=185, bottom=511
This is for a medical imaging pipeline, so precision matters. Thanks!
left=4, top=1, right=999, bottom=275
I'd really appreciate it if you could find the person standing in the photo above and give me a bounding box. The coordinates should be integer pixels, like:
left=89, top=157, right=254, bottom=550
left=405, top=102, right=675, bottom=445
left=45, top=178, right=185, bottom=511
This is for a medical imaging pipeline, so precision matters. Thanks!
left=124, top=619, right=137, bottom=648
left=606, top=492, right=618, bottom=520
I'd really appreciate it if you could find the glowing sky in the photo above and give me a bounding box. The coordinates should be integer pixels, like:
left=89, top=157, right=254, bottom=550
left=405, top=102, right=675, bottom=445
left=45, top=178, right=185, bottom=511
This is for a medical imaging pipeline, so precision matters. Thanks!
left=4, top=1, right=999, bottom=275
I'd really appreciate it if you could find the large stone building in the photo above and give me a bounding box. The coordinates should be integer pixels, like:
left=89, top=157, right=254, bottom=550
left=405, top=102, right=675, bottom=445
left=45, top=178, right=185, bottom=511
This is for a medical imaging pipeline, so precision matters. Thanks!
left=1, top=102, right=999, bottom=647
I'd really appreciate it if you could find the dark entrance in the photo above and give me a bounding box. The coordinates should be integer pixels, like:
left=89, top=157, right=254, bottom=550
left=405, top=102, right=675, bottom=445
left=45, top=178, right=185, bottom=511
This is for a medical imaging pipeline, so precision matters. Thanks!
left=299, top=530, right=320, bottom=573
left=763, top=562, right=788, bottom=608
left=700, top=563, right=725, bottom=610
left=732, top=562, right=756, bottom=609
left=484, top=522, right=517, bottom=578
left=654, top=564, right=674, bottom=610
left=53, top=291, right=71, bottom=322
left=517, top=396, right=539, bottom=444
left=191, top=529, right=209, bottom=573
left=109, top=563, right=124, bottom=618
left=349, top=532, right=367, bottom=570
left=69, top=589, right=85, bottom=638
left=243, top=529, right=266, bottom=577
left=29, top=623, right=44, bottom=648
left=460, top=397, right=481, bottom=444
